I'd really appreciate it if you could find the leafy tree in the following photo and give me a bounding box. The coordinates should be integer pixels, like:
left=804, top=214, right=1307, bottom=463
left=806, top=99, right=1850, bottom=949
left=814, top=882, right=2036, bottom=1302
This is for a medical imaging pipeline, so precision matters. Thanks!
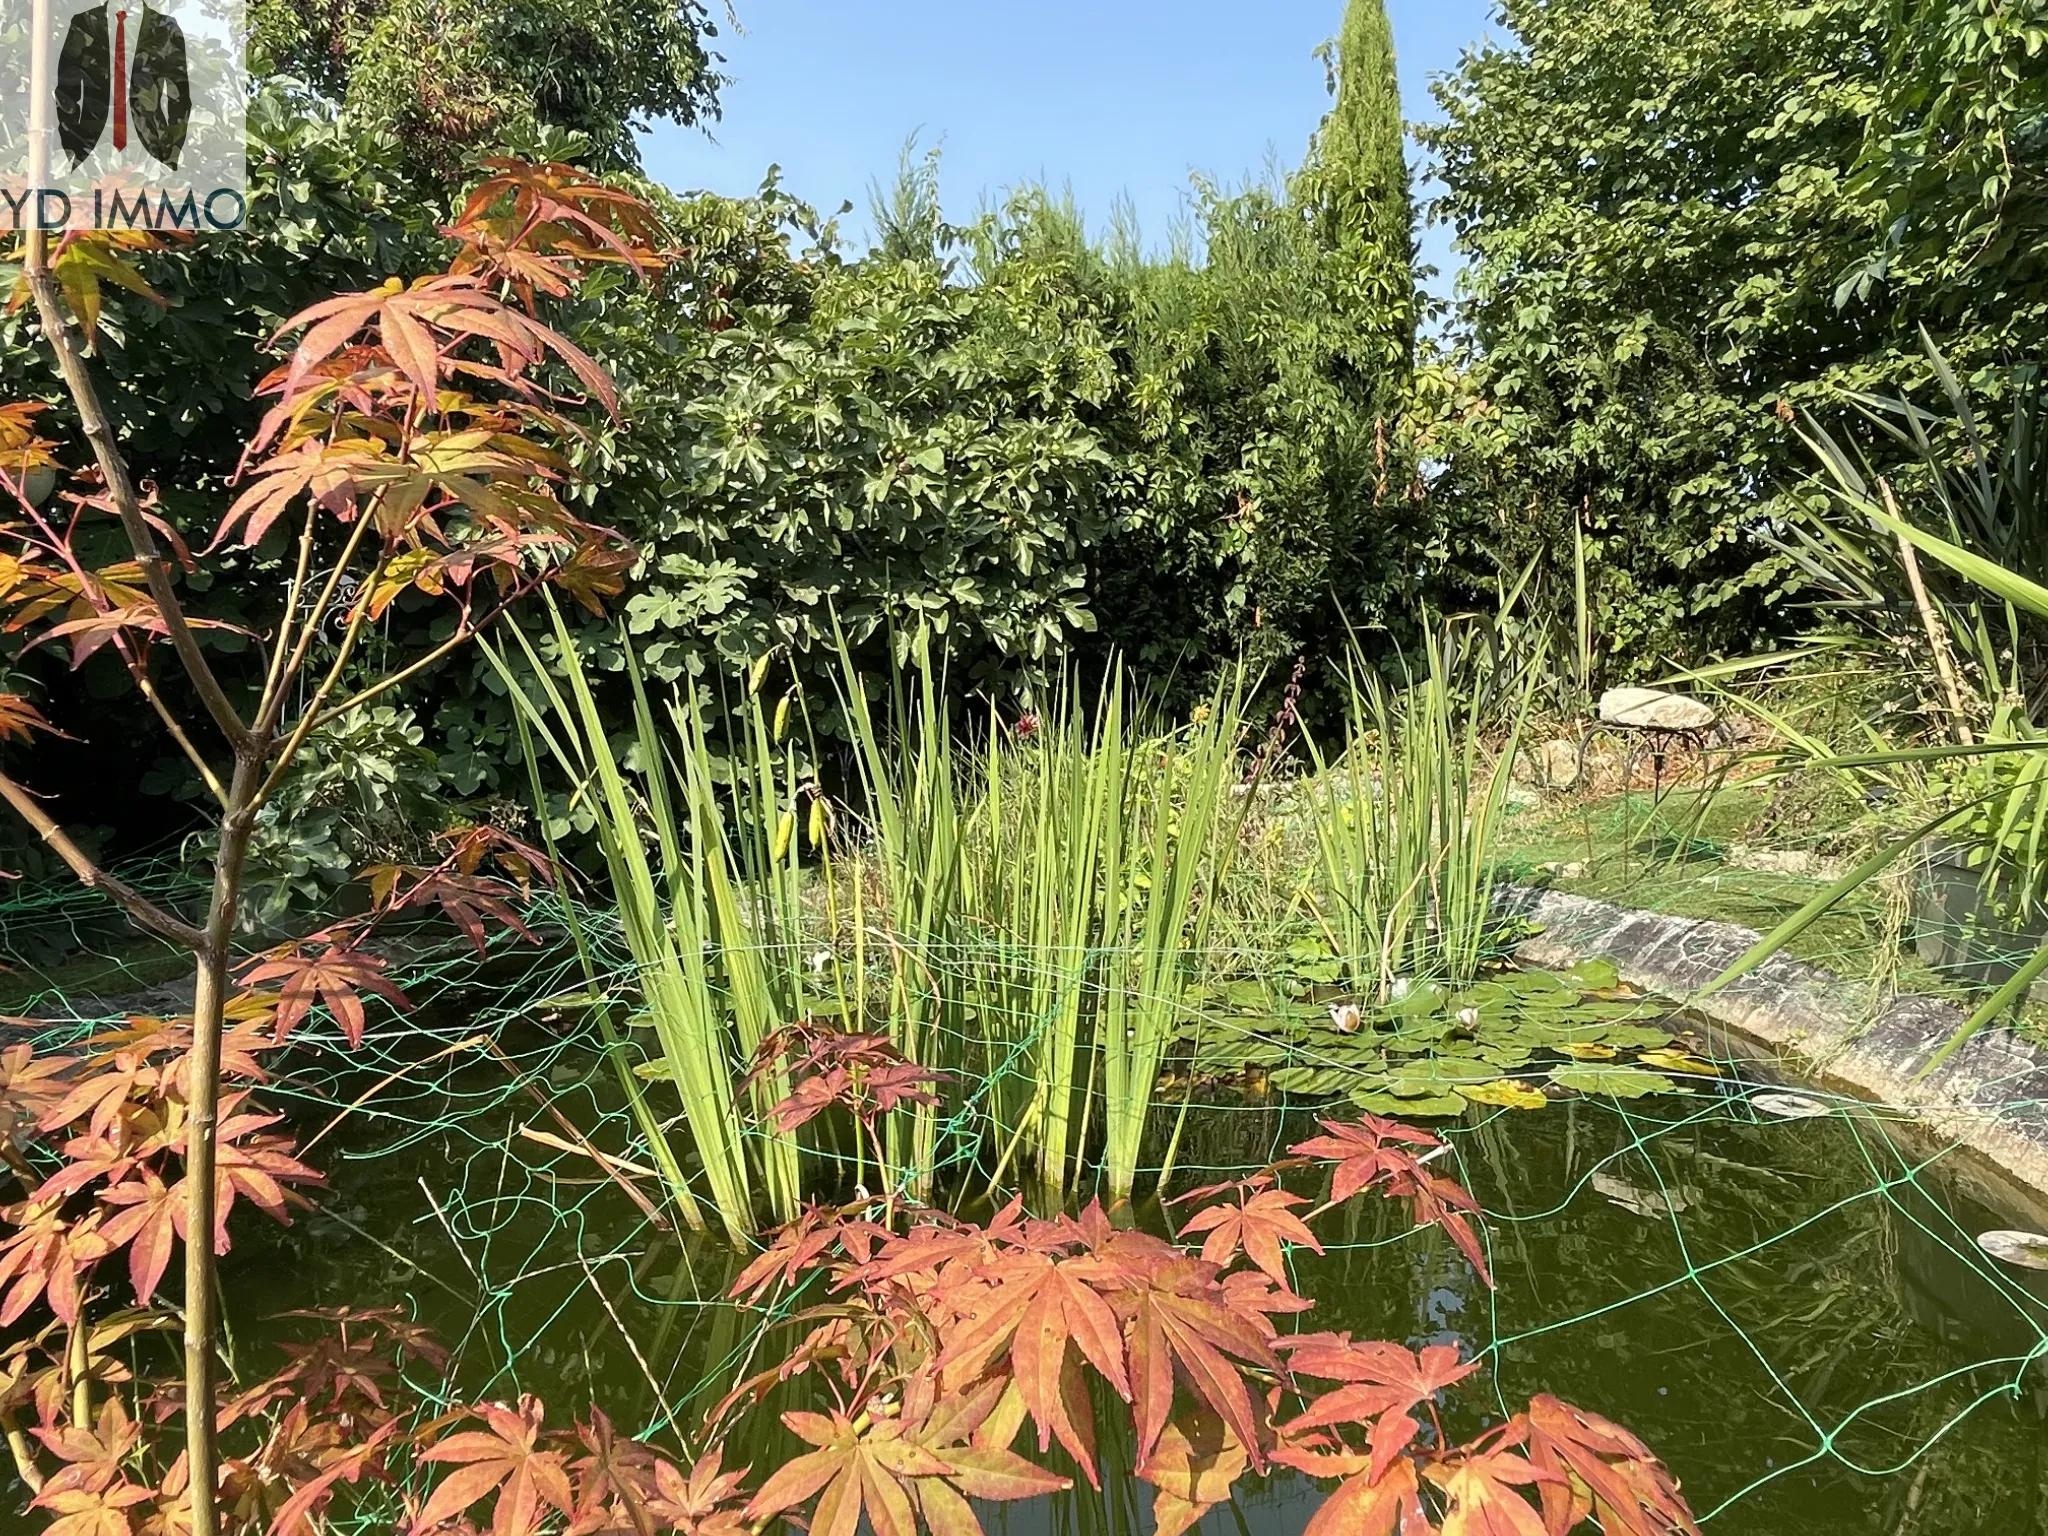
left=0, top=86, right=450, bottom=877
left=1420, top=0, right=2048, bottom=675
left=249, top=0, right=722, bottom=176
left=1095, top=3, right=1423, bottom=690
left=0, top=162, right=662, bottom=1535
left=598, top=186, right=1125, bottom=685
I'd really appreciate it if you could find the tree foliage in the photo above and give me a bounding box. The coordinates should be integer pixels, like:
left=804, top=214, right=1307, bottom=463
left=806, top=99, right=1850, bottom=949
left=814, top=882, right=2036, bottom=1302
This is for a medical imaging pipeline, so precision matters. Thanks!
left=1305, top=0, right=1414, bottom=375
left=3, top=24, right=1428, bottom=884
left=1421, top=0, right=2048, bottom=674
left=249, top=0, right=722, bottom=177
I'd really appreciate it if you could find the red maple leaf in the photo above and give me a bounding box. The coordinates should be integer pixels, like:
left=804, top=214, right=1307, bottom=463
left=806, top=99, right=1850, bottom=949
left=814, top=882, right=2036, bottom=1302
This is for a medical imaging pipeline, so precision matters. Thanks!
left=413, top=1395, right=573, bottom=1536
left=744, top=1375, right=1067, bottom=1536
left=1136, top=1405, right=1249, bottom=1536
left=239, top=943, right=411, bottom=1046
left=1291, top=1117, right=1492, bottom=1286
left=937, top=1245, right=1132, bottom=1484
left=1289, top=1116, right=1444, bottom=1203
left=1101, top=1242, right=1283, bottom=1474
left=365, top=868, right=537, bottom=957
left=0, top=1203, right=109, bottom=1324
left=1423, top=1448, right=1561, bottom=1536
left=1294, top=1454, right=1432, bottom=1536
left=1506, top=1395, right=1700, bottom=1536
left=0, top=693, right=64, bottom=744
left=1281, top=1335, right=1477, bottom=1486
left=1174, top=1183, right=1323, bottom=1288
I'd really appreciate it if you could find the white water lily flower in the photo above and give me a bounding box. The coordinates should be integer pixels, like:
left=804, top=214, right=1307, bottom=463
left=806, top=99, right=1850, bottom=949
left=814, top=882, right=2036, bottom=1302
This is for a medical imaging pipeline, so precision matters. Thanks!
left=1455, top=1006, right=1481, bottom=1029
left=1328, top=1003, right=1362, bottom=1034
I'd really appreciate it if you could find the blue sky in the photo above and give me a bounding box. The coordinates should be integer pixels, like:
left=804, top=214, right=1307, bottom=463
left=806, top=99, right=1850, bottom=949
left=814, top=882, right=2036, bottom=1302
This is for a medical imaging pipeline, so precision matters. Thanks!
left=638, top=1, right=1504, bottom=297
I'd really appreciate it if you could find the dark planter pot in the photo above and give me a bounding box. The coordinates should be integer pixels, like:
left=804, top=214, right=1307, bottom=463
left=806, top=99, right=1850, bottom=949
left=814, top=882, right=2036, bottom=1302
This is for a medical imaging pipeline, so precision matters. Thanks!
left=1913, top=840, right=2048, bottom=990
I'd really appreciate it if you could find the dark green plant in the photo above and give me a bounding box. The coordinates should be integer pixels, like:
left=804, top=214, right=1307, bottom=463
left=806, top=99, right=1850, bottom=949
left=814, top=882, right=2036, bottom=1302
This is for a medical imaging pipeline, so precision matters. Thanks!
left=249, top=0, right=722, bottom=176
left=1421, top=0, right=2048, bottom=675
left=234, top=704, right=450, bottom=928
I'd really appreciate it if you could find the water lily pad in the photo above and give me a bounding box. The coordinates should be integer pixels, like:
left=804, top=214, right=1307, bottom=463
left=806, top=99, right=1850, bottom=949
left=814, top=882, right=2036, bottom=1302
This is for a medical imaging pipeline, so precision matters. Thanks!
left=1636, top=1049, right=1720, bottom=1076
left=1502, top=970, right=1579, bottom=1003
left=1384, top=1020, right=1453, bottom=1050
left=1350, top=1087, right=1465, bottom=1117
left=1458, top=980, right=1513, bottom=1006
left=1389, top=981, right=1449, bottom=1017
left=1564, top=958, right=1621, bottom=991
left=1387, top=1056, right=1497, bottom=1089
left=1596, top=1024, right=1678, bottom=1050
left=1556, top=1042, right=1618, bottom=1060
left=1270, top=1065, right=1380, bottom=1097
left=1976, top=1230, right=2048, bottom=1270
left=1518, top=1019, right=1640, bottom=1050
left=1456, top=1079, right=1548, bottom=1110
left=1548, top=1065, right=1681, bottom=1098
left=1473, top=1042, right=1534, bottom=1069
left=1751, top=1091, right=1832, bottom=1120
left=1568, top=1000, right=1665, bottom=1024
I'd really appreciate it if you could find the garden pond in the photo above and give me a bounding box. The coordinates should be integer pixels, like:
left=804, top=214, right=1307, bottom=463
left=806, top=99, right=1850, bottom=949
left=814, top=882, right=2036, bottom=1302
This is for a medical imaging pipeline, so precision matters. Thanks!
left=170, top=972, right=2048, bottom=1536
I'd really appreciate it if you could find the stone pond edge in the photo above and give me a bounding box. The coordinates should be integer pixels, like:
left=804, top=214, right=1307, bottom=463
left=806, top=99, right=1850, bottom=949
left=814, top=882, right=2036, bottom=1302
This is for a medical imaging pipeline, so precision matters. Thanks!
left=1498, top=885, right=2048, bottom=1210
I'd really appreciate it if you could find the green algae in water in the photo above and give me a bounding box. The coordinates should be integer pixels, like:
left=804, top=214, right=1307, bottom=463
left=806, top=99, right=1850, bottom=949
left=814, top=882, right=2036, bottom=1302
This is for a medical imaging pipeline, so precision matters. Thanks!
left=198, top=1023, right=2048, bottom=1536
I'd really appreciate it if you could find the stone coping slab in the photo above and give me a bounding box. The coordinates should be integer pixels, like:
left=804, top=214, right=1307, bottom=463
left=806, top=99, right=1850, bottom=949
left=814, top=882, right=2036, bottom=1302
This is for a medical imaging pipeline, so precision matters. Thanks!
left=1499, top=885, right=2048, bottom=1218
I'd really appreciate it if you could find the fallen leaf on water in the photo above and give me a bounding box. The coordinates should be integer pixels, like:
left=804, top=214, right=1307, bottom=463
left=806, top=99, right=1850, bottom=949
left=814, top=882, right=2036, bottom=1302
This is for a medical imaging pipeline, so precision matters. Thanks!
left=1456, top=1080, right=1548, bottom=1111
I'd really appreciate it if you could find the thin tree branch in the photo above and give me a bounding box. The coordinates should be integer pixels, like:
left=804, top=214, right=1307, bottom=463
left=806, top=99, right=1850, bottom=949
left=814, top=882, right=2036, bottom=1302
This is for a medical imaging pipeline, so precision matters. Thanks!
left=307, top=588, right=530, bottom=732
left=252, top=566, right=382, bottom=808
left=8, top=493, right=227, bottom=802
left=116, top=644, right=228, bottom=803
left=21, top=255, right=251, bottom=753
left=0, top=772, right=204, bottom=948
left=255, top=496, right=322, bottom=729
left=254, top=511, right=378, bottom=741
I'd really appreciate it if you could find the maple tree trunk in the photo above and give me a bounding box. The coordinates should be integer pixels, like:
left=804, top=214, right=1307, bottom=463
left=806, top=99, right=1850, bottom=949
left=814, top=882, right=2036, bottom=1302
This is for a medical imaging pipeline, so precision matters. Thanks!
left=20, top=228, right=265, bottom=1536
left=183, top=750, right=263, bottom=1536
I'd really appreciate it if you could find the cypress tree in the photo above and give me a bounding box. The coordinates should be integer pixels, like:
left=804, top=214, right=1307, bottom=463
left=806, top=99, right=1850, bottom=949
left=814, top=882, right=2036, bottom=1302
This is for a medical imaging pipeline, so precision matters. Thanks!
left=1305, top=0, right=1415, bottom=375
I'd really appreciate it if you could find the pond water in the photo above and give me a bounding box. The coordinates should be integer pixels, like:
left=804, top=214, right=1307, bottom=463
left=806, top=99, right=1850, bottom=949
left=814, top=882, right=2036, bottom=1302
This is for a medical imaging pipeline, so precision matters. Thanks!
left=184, top=1007, right=2048, bottom=1536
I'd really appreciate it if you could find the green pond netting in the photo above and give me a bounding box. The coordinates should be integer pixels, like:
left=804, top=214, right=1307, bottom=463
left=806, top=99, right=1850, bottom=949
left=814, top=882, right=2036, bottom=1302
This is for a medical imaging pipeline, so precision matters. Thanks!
left=4, top=865, right=2048, bottom=1535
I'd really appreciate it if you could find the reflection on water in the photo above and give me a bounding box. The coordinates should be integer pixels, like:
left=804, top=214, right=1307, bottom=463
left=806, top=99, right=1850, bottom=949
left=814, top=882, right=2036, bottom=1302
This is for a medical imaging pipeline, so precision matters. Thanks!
left=218, top=1023, right=2048, bottom=1536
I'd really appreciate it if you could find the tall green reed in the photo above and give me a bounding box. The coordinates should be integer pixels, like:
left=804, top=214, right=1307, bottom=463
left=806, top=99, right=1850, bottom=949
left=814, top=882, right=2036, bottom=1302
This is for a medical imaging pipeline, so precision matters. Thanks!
left=1302, top=627, right=1528, bottom=997
left=960, top=678, right=1127, bottom=1194
left=826, top=636, right=968, bottom=1198
left=487, top=603, right=806, bottom=1238
left=492, top=610, right=1284, bottom=1217
left=1097, top=679, right=1249, bottom=1202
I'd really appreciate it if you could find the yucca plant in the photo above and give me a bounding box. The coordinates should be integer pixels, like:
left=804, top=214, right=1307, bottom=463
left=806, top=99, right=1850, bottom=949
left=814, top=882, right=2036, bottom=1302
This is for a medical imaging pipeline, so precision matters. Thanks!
left=1707, top=348, right=2048, bottom=1064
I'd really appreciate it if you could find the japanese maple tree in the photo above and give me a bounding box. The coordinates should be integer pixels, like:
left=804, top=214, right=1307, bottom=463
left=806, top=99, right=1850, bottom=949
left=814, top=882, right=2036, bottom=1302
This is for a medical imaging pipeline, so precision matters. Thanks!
left=0, top=160, right=665, bottom=1536
left=679, top=1107, right=1700, bottom=1536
